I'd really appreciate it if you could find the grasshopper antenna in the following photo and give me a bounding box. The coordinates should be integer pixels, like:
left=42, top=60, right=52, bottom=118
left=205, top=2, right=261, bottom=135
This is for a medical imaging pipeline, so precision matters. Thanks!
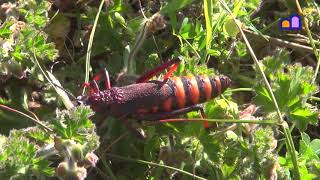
left=48, top=61, right=78, bottom=101
left=34, top=78, right=78, bottom=101
left=52, top=82, right=77, bottom=101
left=50, top=61, right=66, bottom=74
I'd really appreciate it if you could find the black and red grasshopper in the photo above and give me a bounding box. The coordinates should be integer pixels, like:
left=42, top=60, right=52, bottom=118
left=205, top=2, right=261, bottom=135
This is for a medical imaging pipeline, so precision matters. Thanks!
left=77, top=58, right=231, bottom=138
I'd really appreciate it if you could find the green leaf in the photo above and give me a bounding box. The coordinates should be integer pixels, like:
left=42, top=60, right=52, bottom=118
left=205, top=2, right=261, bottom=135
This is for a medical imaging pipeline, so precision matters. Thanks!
left=19, top=0, right=50, bottom=28
left=144, top=137, right=160, bottom=161
left=179, top=18, right=193, bottom=39
left=254, top=53, right=317, bottom=130
left=235, top=42, right=247, bottom=57
left=161, top=0, right=195, bottom=15
left=223, top=17, right=240, bottom=37
left=0, top=21, right=13, bottom=38
left=310, top=139, right=320, bottom=156
left=289, top=108, right=318, bottom=131
left=207, top=49, right=221, bottom=56
left=299, top=133, right=317, bottom=161
left=27, top=128, right=51, bottom=143
left=205, top=99, right=239, bottom=119
left=301, top=132, right=311, bottom=145
left=11, top=44, right=24, bottom=61
left=52, top=106, right=99, bottom=152
left=199, top=134, right=221, bottom=162
left=259, top=50, right=290, bottom=79
left=0, top=131, right=41, bottom=178
left=32, top=158, right=55, bottom=176
left=45, top=14, right=71, bottom=38
left=232, top=0, right=244, bottom=16
left=254, top=86, right=273, bottom=112
left=114, top=12, right=126, bottom=27
left=203, top=0, right=213, bottom=50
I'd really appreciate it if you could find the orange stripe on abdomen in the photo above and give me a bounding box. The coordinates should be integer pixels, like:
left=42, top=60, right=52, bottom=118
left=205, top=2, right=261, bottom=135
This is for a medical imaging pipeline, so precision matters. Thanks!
left=151, top=106, right=159, bottom=113
left=162, top=97, right=172, bottom=111
left=202, top=75, right=212, bottom=101
left=172, top=77, right=186, bottom=108
left=186, top=75, right=200, bottom=104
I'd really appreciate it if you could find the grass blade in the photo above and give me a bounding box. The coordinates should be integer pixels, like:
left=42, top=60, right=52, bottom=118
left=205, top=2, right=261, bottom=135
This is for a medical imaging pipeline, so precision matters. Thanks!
left=83, top=0, right=106, bottom=95
left=106, top=153, right=207, bottom=180
left=204, top=0, right=213, bottom=50
left=295, top=0, right=320, bottom=84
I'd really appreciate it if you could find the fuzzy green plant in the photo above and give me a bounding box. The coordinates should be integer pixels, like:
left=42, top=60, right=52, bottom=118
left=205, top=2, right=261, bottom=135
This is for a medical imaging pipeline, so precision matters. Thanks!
left=0, top=105, right=99, bottom=179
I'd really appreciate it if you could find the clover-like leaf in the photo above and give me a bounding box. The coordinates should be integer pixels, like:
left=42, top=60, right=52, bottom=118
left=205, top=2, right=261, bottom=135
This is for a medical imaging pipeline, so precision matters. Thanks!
left=289, top=107, right=318, bottom=131
left=254, top=54, right=317, bottom=130
left=0, top=130, right=54, bottom=178
left=52, top=106, right=99, bottom=153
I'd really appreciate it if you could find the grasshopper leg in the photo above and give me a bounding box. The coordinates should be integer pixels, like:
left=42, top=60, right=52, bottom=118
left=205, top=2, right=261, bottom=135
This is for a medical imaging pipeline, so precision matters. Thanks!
left=136, top=58, right=181, bottom=83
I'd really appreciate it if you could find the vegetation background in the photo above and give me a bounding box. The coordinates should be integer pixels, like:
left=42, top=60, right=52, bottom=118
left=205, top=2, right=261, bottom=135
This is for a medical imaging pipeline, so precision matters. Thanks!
left=0, top=0, right=320, bottom=179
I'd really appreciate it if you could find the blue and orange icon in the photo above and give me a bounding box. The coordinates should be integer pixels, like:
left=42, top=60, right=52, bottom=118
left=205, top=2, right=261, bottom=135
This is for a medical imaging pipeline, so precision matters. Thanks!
left=280, top=15, right=301, bottom=30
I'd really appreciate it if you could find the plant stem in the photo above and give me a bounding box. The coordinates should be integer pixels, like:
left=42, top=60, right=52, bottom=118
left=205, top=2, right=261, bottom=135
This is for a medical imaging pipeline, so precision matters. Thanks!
left=83, top=0, right=105, bottom=95
left=219, top=1, right=283, bottom=123
left=127, top=22, right=148, bottom=74
left=283, top=123, right=300, bottom=178
left=0, top=104, right=53, bottom=133
left=295, top=0, right=320, bottom=84
left=100, top=158, right=117, bottom=180
left=145, top=118, right=276, bottom=125
left=218, top=0, right=300, bottom=178
left=226, top=88, right=254, bottom=93
left=310, top=96, right=320, bottom=101
left=106, top=153, right=207, bottom=180
left=243, top=29, right=315, bottom=53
